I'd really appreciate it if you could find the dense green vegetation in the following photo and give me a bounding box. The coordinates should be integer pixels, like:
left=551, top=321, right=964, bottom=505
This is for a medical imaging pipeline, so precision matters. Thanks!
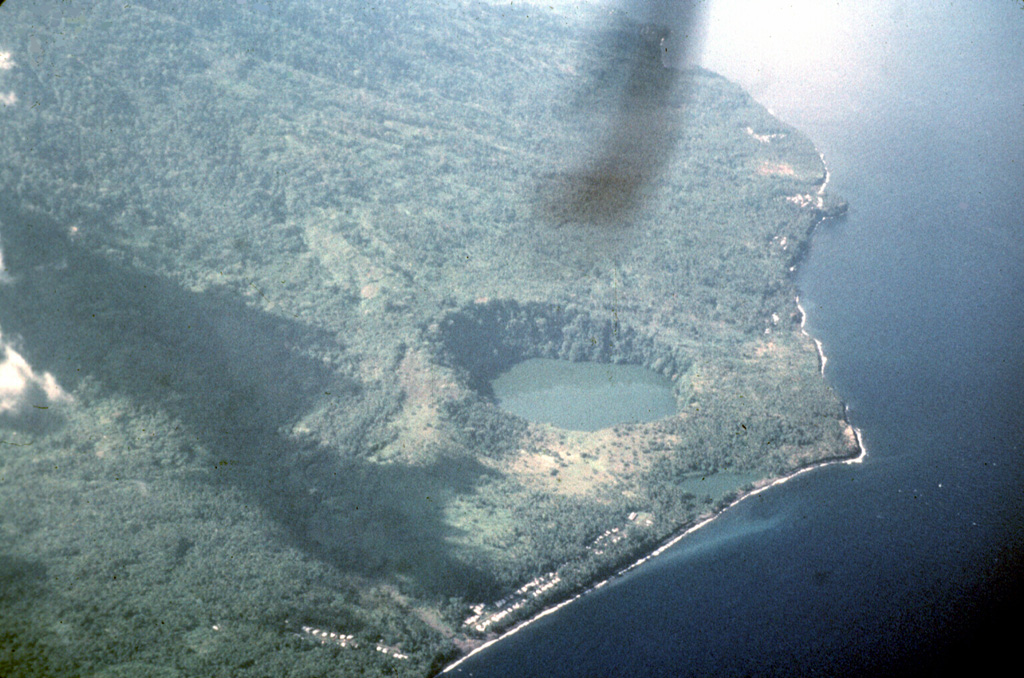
left=0, top=1, right=853, bottom=676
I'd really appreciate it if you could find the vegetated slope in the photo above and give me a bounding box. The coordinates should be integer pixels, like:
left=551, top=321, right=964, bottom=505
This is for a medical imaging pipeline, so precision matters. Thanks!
left=0, top=1, right=852, bottom=676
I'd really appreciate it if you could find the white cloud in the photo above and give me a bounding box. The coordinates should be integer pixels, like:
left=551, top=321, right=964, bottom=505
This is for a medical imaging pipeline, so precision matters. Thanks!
left=0, top=236, right=8, bottom=283
left=1, top=50, right=16, bottom=107
left=0, top=332, right=69, bottom=416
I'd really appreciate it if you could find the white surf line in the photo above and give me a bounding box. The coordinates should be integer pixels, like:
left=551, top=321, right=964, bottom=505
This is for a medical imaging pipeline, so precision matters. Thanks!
left=440, top=436, right=868, bottom=675
left=812, top=337, right=827, bottom=375
left=818, top=151, right=830, bottom=195
left=844, top=428, right=867, bottom=464
left=843, top=406, right=867, bottom=465
left=441, top=445, right=866, bottom=674
left=796, top=297, right=827, bottom=376
left=796, top=297, right=866, bottom=464
left=813, top=338, right=827, bottom=374
left=797, top=149, right=838, bottom=378
left=442, top=587, right=597, bottom=673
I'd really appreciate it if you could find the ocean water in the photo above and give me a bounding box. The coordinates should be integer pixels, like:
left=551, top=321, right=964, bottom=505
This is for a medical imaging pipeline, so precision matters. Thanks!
left=452, top=2, right=1024, bottom=675
left=490, top=359, right=677, bottom=431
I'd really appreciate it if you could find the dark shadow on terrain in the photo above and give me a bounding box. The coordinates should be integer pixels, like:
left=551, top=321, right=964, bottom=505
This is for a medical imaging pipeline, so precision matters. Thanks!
left=0, top=205, right=500, bottom=600
left=301, top=453, right=502, bottom=599
left=0, top=554, right=79, bottom=677
left=0, top=554, right=48, bottom=599
left=543, top=2, right=703, bottom=226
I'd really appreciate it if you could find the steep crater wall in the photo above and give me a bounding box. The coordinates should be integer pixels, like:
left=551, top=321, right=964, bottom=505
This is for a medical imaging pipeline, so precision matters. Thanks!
left=427, top=299, right=692, bottom=398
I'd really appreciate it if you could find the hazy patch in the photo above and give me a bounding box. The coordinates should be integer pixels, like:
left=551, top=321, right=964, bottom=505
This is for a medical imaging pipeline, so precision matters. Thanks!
left=0, top=48, right=14, bottom=108
left=0, top=330, right=68, bottom=426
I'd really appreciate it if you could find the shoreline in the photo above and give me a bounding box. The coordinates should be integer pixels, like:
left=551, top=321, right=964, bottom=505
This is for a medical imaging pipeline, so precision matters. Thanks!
left=441, top=337, right=864, bottom=676
left=796, top=296, right=828, bottom=375
left=439, top=152, right=858, bottom=677
left=441, top=425, right=865, bottom=674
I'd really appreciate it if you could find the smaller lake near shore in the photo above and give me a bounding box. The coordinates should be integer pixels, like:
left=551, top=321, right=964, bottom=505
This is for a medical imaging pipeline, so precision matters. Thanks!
left=490, top=358, right=678, bottom=431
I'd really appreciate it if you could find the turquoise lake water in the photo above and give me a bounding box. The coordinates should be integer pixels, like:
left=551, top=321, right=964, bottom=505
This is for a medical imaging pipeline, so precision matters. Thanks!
left=490, top=359, right=677, bottom=431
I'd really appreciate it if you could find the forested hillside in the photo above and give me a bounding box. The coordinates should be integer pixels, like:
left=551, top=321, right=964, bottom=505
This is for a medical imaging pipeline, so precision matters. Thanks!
left=0, top=1, right=852, bottom=676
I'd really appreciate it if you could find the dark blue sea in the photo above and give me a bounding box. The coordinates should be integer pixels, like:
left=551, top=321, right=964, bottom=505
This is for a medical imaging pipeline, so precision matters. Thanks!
left=451, top=2, right=1024, bottom=675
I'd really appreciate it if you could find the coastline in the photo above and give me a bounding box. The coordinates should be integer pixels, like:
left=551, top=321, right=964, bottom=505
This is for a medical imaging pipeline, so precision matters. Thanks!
left=797, top=296, right=828, bottom=376
left=441, top=424, right=865, bottom=675
left=439, top=149, right=861, bottom=677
